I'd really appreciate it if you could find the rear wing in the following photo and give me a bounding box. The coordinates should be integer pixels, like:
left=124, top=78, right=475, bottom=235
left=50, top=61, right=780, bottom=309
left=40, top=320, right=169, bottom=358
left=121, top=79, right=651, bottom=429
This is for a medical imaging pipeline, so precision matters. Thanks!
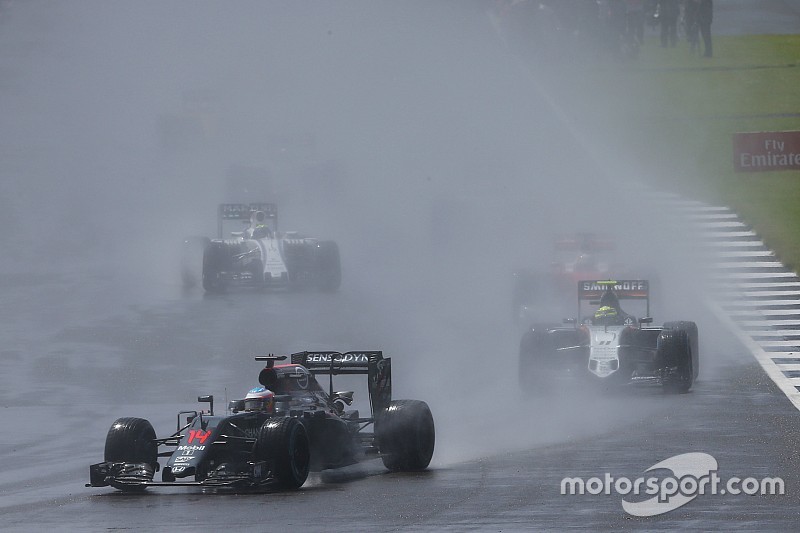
left=578, top=280, right=650, bottom=317
left=290, top=351, right=392, bottom=416
left=217, top=203, right=277, bottom=238
left=554, top=233, right=615, bottom=252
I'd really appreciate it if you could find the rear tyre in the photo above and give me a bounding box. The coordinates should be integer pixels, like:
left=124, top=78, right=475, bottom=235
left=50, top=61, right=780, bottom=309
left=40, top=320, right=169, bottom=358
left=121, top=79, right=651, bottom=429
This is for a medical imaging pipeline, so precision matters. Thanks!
left=316, top=241, right=341, bottom=292
left=664, top=321, right=699, bottom=379
left=377, top=400, right=435, bottom=472
left=254, top=418, right=310, bottom=489
left=658, top=329, right=693, bottom=393
left=202, top=242, right=228, bottom=292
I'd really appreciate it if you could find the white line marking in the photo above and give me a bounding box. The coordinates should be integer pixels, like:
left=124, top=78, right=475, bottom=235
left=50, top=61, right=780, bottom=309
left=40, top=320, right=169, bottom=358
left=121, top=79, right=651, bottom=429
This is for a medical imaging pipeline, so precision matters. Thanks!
left=738, top=319, right=800, bottom=327
left=757, top=340, right=800, bottom=348
left=711, top=261, right=787, bottom=268
left=720, top=300, right=800, bottom=307
left=705, top=299, right=800, bottom=411
left=703, top=241, right=766, bottom=248
left=720, top=282, right=800, bottom=289
left=714, top=272, right=797, bottom=279
left=748, top=330, right=800, bottom=337
left=681, top=202, right=800, bottom=410
left=729, top=309, right=800, bottom=316
left=714, top=251, right=774, bottom=258
left=700, top=231, right=759, bottom=238
left=701, top=221, right=750, bottom=228
left=737, top=291, right=800, bottom=297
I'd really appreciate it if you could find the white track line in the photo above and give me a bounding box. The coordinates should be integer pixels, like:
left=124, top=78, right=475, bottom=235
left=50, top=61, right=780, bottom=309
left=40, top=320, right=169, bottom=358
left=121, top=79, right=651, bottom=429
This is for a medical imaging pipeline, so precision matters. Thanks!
left=676, top=201, right=800, bottom=410
left=705, top=299, right=800, bottom=410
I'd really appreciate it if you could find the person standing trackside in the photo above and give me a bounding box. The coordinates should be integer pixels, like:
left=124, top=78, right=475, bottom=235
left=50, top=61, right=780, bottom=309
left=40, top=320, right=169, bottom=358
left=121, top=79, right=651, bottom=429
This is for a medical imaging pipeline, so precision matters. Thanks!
left=685, top=0, right=699, bottom=54
left=658, top=0, right=680, bottom=47
left=625, top=0, right=646, bottom=46
left=697, top=0, right=713, bottom=57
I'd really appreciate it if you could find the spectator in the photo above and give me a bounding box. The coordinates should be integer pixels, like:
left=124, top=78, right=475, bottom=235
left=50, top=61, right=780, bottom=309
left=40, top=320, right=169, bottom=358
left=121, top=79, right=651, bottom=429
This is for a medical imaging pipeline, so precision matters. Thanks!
left=697, top=0, right=713, bottom=57
left=685, top=0, right=700, bottom=54
left=658, top=0, right=680, bottom=47
left=626, top=0, right=646, bottom=46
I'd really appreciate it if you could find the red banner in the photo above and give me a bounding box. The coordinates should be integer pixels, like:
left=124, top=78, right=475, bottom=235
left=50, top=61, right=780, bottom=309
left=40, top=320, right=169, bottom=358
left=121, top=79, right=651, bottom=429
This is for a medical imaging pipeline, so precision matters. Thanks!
left=733, top=131, right=800, bottom=172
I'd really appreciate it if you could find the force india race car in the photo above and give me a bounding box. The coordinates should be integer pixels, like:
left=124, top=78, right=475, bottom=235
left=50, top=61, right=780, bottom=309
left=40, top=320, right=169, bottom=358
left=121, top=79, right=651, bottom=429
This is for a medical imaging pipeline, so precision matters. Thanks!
left=182, top=203, right=341, bottom=292
left=518, top=280, right=699, bottom=393
left=88, top=351, right=435, bottom=491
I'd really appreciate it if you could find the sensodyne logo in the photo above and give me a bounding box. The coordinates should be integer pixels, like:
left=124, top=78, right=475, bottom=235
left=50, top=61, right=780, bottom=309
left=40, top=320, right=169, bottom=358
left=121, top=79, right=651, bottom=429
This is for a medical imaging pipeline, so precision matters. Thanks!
left=561, top=452, right=785, bottom=516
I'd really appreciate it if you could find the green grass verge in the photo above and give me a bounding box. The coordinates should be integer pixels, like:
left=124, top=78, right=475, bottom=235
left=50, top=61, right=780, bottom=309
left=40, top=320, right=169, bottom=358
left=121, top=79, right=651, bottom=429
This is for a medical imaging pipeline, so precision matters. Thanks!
left=558, top=35, right=800, bottom=269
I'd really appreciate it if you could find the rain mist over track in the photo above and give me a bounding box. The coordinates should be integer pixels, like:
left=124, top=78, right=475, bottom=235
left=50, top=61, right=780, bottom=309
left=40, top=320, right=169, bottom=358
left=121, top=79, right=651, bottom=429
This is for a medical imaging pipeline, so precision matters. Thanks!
left=0, top=1, right=714, bottom=475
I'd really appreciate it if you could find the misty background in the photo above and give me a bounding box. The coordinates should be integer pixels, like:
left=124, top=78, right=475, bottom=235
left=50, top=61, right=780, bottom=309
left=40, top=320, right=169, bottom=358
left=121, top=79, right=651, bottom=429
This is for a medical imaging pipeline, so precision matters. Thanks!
left=0, top=0, right=721, bottom=474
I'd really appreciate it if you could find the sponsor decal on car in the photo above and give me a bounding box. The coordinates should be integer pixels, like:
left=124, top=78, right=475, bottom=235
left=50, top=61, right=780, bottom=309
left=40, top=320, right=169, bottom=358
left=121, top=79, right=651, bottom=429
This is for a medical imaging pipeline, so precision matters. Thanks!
left=188, top=429, right=212, bottom=444
left=306, top=353, right=370, bottom=364
left=579, top=280, right=649, bottom=299
left=177, top=445, right=205, bottom=452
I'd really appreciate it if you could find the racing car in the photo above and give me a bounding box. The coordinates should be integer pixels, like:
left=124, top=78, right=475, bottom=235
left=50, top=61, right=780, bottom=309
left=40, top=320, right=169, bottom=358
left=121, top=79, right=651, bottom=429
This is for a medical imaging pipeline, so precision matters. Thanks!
left=182, top=203, right=341, bottom=292
left=513, top=233, right=622, bottom=323
left=518, top=280, right=699, bottom=393
left=88, top=351, right=435, bottom=491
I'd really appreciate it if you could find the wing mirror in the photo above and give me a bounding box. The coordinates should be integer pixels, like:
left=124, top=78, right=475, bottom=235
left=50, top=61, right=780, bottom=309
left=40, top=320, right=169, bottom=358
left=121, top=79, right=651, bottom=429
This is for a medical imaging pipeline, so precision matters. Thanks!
left=198, top=395, right=214, bottom=416
left=332, top=391, right=354, bottom=414
left=228, top=399, right=245, bottom=414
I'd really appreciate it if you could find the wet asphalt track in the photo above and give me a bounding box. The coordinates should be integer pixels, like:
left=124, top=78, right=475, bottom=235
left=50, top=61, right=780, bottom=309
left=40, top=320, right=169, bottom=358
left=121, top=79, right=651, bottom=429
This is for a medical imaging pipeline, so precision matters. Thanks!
left=2, top=1, right=800, bottom=531
left=2, top=266, right=799, bottom=531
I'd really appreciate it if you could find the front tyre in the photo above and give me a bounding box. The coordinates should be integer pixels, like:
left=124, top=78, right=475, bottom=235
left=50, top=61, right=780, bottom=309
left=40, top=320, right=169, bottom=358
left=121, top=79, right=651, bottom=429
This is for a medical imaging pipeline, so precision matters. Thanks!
left=316, top=241, right=341, bottom=292
left=104, top=417, right=158, bottom=466
left=181, top=236, right=210, bottom=289
left=377, top=400, right=435, bottom=472
left=103, top=417, right=158, bottom=491
left=202, top=242, right=228, bottom=292
left=254, top=417, right=310, bottom=489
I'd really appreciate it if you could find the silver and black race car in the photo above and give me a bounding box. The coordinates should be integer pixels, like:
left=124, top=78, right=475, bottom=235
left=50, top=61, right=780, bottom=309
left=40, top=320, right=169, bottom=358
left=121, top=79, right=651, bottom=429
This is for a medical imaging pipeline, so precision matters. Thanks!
left=518, top=280, right=699, bottom=393
left=182, top=203, right=341, bottom=292
left=88, top=351, right=435, bottom=491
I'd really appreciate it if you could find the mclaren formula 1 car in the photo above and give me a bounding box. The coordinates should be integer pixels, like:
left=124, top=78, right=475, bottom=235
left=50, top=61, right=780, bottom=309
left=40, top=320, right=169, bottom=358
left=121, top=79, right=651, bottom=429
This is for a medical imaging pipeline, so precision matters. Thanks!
left=182, top=203, right=341, bottom=292
left=88, top=351, right=435, bottom=491
left=518, top=280, right=699, bottom=393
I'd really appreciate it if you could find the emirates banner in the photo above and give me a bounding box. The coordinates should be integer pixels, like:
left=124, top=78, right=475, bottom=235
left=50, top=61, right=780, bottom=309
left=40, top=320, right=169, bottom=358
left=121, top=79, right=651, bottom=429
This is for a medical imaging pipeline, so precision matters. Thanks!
left=733, top=131, right=800, bottom=172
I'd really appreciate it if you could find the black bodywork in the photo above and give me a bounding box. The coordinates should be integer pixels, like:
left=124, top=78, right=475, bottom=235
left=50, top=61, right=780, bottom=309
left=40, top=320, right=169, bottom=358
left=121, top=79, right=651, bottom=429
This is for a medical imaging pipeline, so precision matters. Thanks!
left=519, top=280, right=699, bottom=393
left=88, top=351, right=435, bottom=492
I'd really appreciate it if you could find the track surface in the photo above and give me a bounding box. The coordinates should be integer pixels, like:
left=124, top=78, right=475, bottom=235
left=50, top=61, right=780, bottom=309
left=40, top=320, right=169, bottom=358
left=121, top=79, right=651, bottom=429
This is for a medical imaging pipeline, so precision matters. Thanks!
left=1, top=2, right=799, bottom=531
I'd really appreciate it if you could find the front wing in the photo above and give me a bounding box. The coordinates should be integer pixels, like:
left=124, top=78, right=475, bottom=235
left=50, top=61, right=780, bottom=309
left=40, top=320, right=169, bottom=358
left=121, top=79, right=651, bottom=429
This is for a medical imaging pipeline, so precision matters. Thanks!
left=88, top=460, right=277, bottom=490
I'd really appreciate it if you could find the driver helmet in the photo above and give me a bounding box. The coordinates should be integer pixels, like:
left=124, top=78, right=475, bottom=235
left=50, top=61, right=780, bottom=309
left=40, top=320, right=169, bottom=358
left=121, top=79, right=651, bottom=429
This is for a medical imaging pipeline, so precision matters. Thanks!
left=244, top=386, right=274, bottom=412
left=575, top=254, right=594, bottom=271
left=594, top=305, right=618, bottom=322
left=599, top=290, right=621, bottom=310
left=248, top=224, right=270, bottom=239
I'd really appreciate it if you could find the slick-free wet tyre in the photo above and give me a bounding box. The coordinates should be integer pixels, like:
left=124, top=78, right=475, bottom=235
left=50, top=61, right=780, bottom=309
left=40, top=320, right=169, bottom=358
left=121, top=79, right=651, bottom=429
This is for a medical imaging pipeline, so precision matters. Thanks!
left=254, top=417, right=310, bottom=489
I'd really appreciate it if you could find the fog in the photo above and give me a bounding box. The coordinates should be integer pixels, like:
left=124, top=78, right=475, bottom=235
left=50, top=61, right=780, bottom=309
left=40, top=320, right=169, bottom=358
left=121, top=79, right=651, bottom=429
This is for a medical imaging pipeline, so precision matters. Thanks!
left=0, top=1, right=722, bottom=470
